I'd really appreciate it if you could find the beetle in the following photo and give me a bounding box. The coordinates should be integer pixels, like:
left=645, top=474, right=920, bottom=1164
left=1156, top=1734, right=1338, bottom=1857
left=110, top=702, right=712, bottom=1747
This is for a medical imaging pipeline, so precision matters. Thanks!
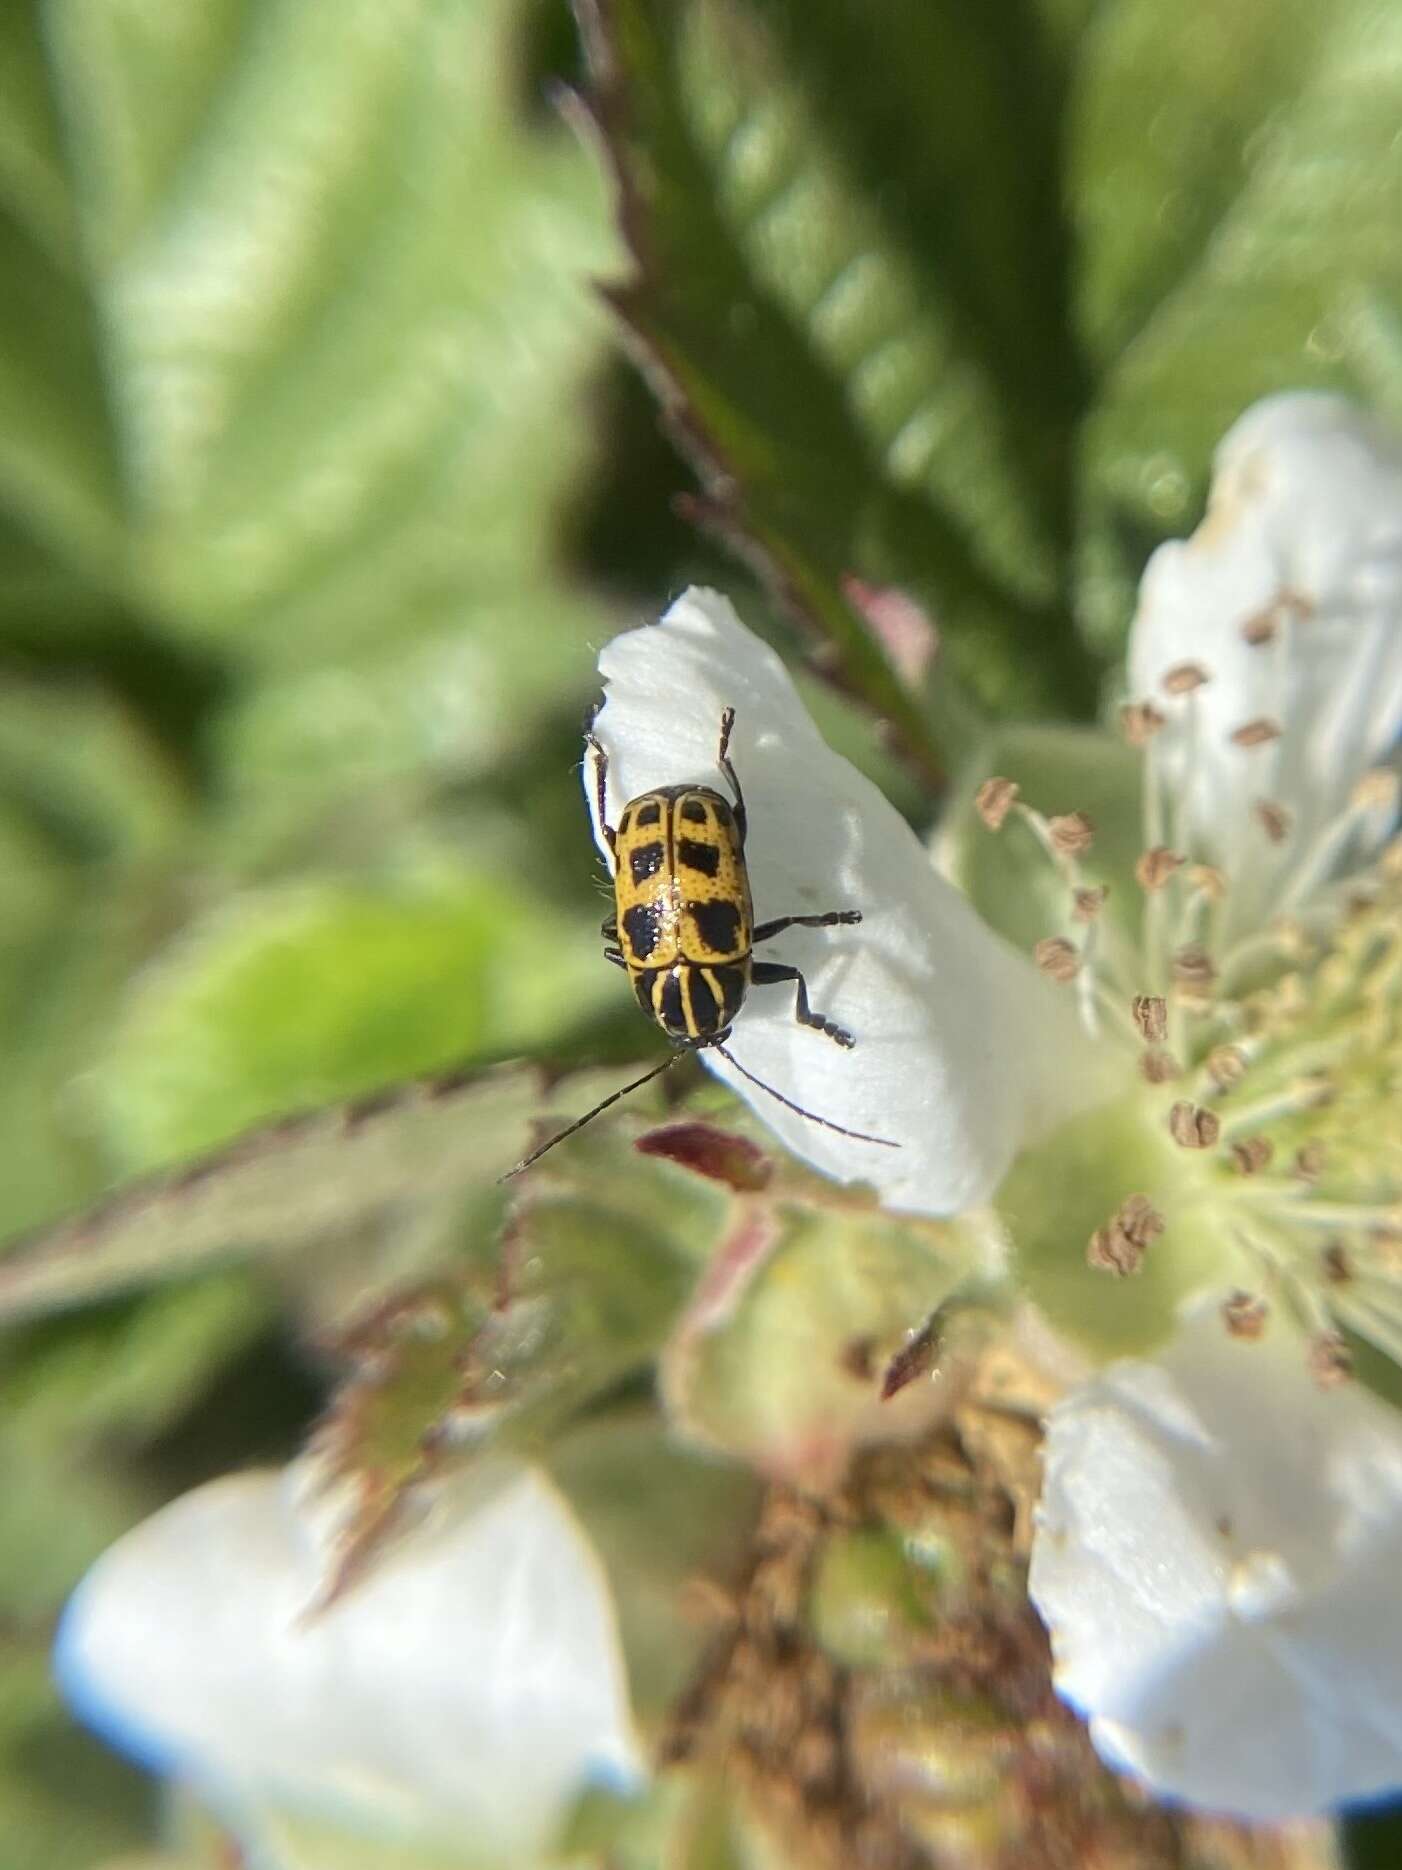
left=503, top=706, right=897, bottom=1177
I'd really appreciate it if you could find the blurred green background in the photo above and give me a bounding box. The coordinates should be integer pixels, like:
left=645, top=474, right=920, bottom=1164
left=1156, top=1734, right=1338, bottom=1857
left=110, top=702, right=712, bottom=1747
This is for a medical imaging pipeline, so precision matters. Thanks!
left=4, top=0, right=1402, bottom=1861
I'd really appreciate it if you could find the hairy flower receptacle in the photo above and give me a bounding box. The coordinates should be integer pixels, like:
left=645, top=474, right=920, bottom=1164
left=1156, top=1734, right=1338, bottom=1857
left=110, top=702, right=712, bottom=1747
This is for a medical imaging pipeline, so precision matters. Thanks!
left=994, top=1089, right=1237, bottom=1358
left=992, top=823, right=1401, bottom=1375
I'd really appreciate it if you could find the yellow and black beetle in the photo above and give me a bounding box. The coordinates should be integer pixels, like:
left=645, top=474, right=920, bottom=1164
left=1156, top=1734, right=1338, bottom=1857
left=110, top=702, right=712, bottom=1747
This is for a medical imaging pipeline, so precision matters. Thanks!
left=504, top=707, right=897, bottom=1176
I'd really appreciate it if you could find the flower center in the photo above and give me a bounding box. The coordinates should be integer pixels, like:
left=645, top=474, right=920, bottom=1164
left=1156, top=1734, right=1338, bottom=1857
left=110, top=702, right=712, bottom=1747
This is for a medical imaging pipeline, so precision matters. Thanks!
left=985, top=641, right=1401, bottom=1381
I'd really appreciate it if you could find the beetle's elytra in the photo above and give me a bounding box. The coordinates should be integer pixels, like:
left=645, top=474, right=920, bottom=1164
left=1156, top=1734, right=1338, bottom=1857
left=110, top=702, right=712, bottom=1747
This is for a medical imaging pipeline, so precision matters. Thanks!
left=598, top=707, right=864, bottom=1050
left=501, top=707, right=898, bottom=1178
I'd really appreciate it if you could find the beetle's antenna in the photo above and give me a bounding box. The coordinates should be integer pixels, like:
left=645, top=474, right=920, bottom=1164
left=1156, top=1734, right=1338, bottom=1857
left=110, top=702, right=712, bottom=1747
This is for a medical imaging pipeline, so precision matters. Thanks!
left=499, top=1053, right=684, bottom=1180
left=713, top=1045, right=899, bottom=1148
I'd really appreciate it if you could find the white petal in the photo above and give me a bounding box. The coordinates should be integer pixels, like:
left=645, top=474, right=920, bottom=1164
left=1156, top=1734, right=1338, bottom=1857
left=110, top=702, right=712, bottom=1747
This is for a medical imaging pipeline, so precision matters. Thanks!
left=1030, top=1303, right=1402, bottom=1819
left=592, top=588, right=1107, bottom=1215
left=55, top=1463, right=642, bottom=1854
left=1128, top=394, right=1402, bottom=926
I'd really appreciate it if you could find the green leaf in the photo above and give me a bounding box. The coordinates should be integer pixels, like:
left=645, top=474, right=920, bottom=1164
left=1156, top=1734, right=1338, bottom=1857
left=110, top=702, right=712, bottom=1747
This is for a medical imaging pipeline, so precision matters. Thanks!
left=585, top=0, right=1402, bottom=701
left=0, top=0, right=628, bottom=1244
left=581, top=0, right=1101, bottom=751
left=1074, top=0, right=1402, bottom=645
left=83, top=873, right=617, bottom=1169
left=0, top=1066, right=540, bottom=1321
left=1, top=0, right=614, bottom=662
left=0, top=676, right=194, bottom=1236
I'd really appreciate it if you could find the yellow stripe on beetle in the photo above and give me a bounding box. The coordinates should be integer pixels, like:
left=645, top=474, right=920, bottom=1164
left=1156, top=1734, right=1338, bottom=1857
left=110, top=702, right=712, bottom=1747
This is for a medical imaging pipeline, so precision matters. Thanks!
left=500, top=707, right=899, bottom=1179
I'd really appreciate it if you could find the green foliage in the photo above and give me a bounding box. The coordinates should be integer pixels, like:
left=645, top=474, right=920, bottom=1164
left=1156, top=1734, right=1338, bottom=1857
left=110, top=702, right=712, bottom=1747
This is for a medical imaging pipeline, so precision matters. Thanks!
left=302, top=1131, right=715, bottom=1603
left=0, top=2, right=627, bottom=1856
left=583, top=0, right=1402, bottom=734
left=3, top=0, right=1401, bottom=1859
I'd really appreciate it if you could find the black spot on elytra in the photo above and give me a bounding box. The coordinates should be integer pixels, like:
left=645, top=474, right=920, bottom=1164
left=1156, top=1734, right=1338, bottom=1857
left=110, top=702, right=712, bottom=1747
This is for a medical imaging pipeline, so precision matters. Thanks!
left=680, top=798, right=709, bottom=825
left=623, top=901, right=664, bottom=961
left=634, top=799, right=662, bottom=827
left=688, top=898, right=743, bottom=956
left=658, top=970, right=688, bottom=1035
left=711, top=963, right=748, bottom=1026
left=628, top=841, right=665, bottom=885
left=686, top=968, right=719, bottom=1034
left=677, top=837, right=720, bottom=878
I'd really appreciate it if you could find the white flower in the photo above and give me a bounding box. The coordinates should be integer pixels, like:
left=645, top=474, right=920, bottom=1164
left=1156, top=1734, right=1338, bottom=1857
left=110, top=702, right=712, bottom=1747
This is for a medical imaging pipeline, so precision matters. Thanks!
left=588, top=391, right=1402, bottom=1817
left=55, top=1461, right=642, bottom=1857
left=1030, top=1302, right=1402, bottom=1819
left=591, top=591, right=1109, bottom=1215
left=1129, top=393, right=1402, bottom=938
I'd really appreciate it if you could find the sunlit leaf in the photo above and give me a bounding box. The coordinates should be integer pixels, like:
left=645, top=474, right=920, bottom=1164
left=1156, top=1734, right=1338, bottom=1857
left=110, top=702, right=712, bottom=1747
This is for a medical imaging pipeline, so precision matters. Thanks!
left=1074, top=0, right=1402, bottom=645
left=0, top=1066, right=540, bottom=1321
left=580, top=0, right=1101, bottom=750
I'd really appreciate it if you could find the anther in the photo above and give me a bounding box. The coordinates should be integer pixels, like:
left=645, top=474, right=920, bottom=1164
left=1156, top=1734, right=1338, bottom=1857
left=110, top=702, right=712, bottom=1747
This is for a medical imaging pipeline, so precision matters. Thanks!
left=1321, top=1241, right=1353, bottom=1285
left=1034, top=937, right=1080, bottom=984
left=1230, top=1136, right=1275, bottom=1176
left=1222, top=1291, right=1269, bottom=1339
left=1072, top=885, right=1108, bottom=923
left=1087, top=1193, right=1165, bottom=1276
left=1206, top=1044, right=1248, bottom=1090
left=1121, top=701, right=1166, bottom=745
left=975, top=776, right=1020, bottom=832
left=1172, top=943, right=1217, bottom=993
left=1294, top=1141, right=1326, bottom=1181
left=1132, top=994, right=1168, bottom=1043
left=1162, top=662, right=1211, bottom=696
left=1136, top=846, right=1184, bottom=891
left=1308, top=1331, right=1353, bottom=1389
left=1240, top=588, right=1312, bottom=648
left=1169, top=1101, right=1221, bottom=1149
left=1229, top=718, right=1283, bottom=748
left=1048, top=811, right=1095, bottom=857
left=1253, top=799, right=1293, bottom=845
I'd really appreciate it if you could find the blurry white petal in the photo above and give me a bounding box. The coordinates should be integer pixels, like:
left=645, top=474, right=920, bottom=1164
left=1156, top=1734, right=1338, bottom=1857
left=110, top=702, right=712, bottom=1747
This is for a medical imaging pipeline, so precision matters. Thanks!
left=1128, top=394, right=1402, bottom=927
left=1030, top=1304, right=1402, bottom=1819
left=56, top=1464, right=641, bottom=1855
left=592, top=589, right=1107, bottom=1215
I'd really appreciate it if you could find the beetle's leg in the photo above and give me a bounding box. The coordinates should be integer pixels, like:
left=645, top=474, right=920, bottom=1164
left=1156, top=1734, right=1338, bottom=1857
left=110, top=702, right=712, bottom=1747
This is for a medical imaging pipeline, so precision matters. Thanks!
left=751, top=959, right=854, bottom=1048
left=586, top=731, right=617, bottom=864
left=716, top=706, right=747, bottom=847
left=601, top=912, right=618, bottom=941
left=753, top=909, right=861, bottom=944
left=603, top=947, right=627, bottom=970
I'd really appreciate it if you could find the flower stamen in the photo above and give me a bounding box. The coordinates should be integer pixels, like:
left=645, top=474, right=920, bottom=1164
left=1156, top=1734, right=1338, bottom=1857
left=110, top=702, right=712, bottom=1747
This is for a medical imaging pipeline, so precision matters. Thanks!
left=1275, top=771, right=1402, bottom=915
left=1168, top=1101, right=1221, bottom=1149
left=1222, top=1290, right=1269, bottom=1337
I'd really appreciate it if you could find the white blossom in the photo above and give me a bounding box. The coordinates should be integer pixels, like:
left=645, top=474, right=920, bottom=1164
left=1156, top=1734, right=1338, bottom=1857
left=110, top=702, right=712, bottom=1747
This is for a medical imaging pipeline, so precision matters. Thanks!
left=55, top=1461, right=641, bottom=1856
left=590, top=392, right=1402, bottom=1817
left=1029, top=1303, right=1402, bottom=1819
left=1129, top=392, right=1402, bottom=936
left=591, top=588, right=1108, bottom=1216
